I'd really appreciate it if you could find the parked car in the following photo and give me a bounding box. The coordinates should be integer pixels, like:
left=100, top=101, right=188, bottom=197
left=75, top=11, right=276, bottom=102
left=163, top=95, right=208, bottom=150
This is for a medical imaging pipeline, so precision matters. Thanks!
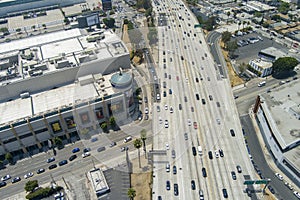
left=69, top=155, right=77, bottom=161
left=72, top=147, right=80, bottom=153
left=82, top=152, right=91, bottom=158
left=275, top=173, right=283, bottom=181
left=1, top=175, right=11, bottom=181
left=11, top=177, right=21, bottom=183
left=37, top=168, right=45, bottom=174
left=0, top=181, right=6, bottom=188
left=47, top=157, right=55, bottom=163
left=59, top=160, right=68, bottom=166
left=49, top=164, right=57, bottom=170
left=24, top=172, right=34, bottom=179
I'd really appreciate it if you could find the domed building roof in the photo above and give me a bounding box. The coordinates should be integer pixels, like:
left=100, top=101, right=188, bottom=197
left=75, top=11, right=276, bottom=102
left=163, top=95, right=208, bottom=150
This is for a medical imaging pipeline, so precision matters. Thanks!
left=110, top=71, right=132, bottom=88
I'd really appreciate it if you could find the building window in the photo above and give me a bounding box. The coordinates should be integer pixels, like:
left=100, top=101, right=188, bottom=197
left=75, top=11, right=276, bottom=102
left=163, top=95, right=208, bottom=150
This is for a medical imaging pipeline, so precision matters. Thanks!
left=3, top=137, right=17, bottom=144
left=95, top=108, right=104, bottom=119
left=19, top=132, right=33, bottom=139
left=80, top=112, right=90, bottom=124
left=50, top=121, right=62, bottom=133
left=34, top=128, right=48, bottom=134
left=65, top=116, right=76, bottom=129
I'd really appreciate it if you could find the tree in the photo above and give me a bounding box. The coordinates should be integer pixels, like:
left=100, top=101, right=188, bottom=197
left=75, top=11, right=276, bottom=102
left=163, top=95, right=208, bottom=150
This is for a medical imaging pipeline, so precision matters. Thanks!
left=238, top=21, right=241, bottom=31
left=226, top=11, right=230, bottom=24
left=278, top=2, right=290, bottom=14
left=31, top=25, right=36, bottom=30
left=25, top=180, right=39, bottom=193
left=16, top=28, right=21, bottom=33
left=42, top=24, right=47, bottom=29
left=127, top=188, right=136, bottom=200
left=254, top=11, right=262, bottom=18
left=140, top=129, right=147, bottom=158
left=133, top=138, right=142, bottom=168
left=53, top=137, right=62, bottom=147
left=272, top=57, right=299, bottom=74
left=103, top=18, right=115, bottom=28
left=203, top=16, right=217, bottom=31
left=101, top=122, right=108, bottom=133
left=226, top=40, right=238, bottom=58
left=5, top=152, right=13, bottom=164
left=221, top=31, right=232, bottom=44
left=109, top=116, right=116, bottom=128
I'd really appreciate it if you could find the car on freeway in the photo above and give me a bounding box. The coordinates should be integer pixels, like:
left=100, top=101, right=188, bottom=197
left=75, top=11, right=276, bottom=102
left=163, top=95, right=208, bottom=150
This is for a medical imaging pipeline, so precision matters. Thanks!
left=49, top=164, right=58, bottom=170
left=176, top=76, right=179, bottom=81
left=222, top=188, right=228, bottom=198
left=285, top=182, right=293, bottom=190
left=208, top=151, right=213, bottom=159
left=219, top=149, right=224, bottom=157
left=184, top=96, right=187, bottom=102
left=166, top=180, right=170, bottom=190
left=195, top=94, right=200, bottom=100
left=191, top=107, right=194, bottom=112
left=195, top=77, right=199, bottom=82
left=170, top=106, right=173, bottom=113
left=201, top=99, right=206, bottom=104
left=191, top=180, right=196, bottom=190
left=230, top=129, right=235, bottom=137
left=97, top=146, right=106, bottom=152
left=83, top=147, right=91, bottom=153
left=202, top=167, right=207, bottom=177
left=164, top=104, right=168, bottom=110
left=1, top=175, right=11, bottom=181
left=164, top=120, right=169, bottom=128
left=121, top=146, right=129, bottom=152
left=193, top=122, right=198, bottom=129
left=11, top=177, right=21, bottom=183
left=172, top=150, right=176, bottom=158
left=109, top=142, right=117, bottom=147
left=174, top=183, right=179, bottom=196
left=72, top=147, right=80, bottom=153
left=179, top=104, right=182, bottom=110
left=166, top=163, right=170, bottom=172
left=0, top=181, right=6, bottom=188
left=59, top=160, right=68, bottom=166
left=184, top=133, right=188, bottom=140
left=24, top=172, right=34, bottom=179
left=173, top=166, right=177, bottom=174
left=165, top=143, right=169, bottom=150
left=268, top=185, right=275, bottom=194
left=293, top=191, right=300, bottom=199
left=199, top=190, right=204, bottom=200
left=158, top=196, right=162, bottom=200
left=157, top=106, right=160, bottom=112
left=169, top=89, right=172, bottom=94
left=236, top=165, right=242, bottom=173
left=144, top=107, right=149, bottom=114
left=163, top=91, right=167, bottom=97
left=215, top=150, right=219, bottom=158
left=231, top=171, right=236, bottom=180
left=82, top=152, right=91, bottom=158
left=69, top=155, right=77, bottom=161
left=216, top=118, right=221, bottom=125
left=187, top=119, right=191, bottom=126
left=37, top=168, right=45, bottom=174
left=47, top=157, right=55, bottom=163
left=209, top=95, right=213, bottom=100
left=192, top=147, right=197, bottom=156
left=275, top=173, right=283, bottom=181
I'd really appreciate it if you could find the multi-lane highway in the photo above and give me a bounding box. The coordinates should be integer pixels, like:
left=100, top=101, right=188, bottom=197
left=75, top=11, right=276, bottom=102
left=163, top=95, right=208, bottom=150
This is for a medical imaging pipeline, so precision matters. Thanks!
left=151, top=0, right=257, bottom=199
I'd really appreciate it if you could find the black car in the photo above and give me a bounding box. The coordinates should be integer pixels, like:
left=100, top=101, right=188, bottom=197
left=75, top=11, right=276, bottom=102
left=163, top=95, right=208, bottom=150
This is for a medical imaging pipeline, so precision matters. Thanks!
left=174, top=183, right=179, bottom=196
left=49, top=164, right=57, bottom=170
left=195, top=78, right=199, bottom=82
left=219, top=149, right=224, bottom=157
left=196, top=94, right=200, bottom=100
left=202, top=167, right=207, bottom=177
left=208, top=151, right=213, bottom=159
left=109, top=142, right=117, bottom=147
left=37, top=168, right=45, bottom=174
left=166, top=180, right=170, bottom=190
left=163, top=91, right=167, bottom=97
left=11, top=177, right=21, bottom=183
left=46, top=157, right=55, bottom=163
left=230, top=129, right=235, bottom=137
left=59, top=160, right=68, bottom=166
left=69, top=155, right=77, bottom=161
left=184, top=96, right=187, bottom=102
left=222, top=188, right=228, bottom=198
left=191, top=180, right=196, bottom=190
left=192, top=147, right=197, bottom=156
left=0, top=181, right=6, bottom=188
left=173, top=166, right=177, bottom=174
left=231, top=171, right=236, bottom=180
left=83, top=148, right=91, bottom=153
left=97, top=146, right=106, bottom=152
left=201, top=99, right=206, bottom=105
left=268, top=185, right=275, bottom=194
left=179, top=104, right=182, bottom=110
left=236, top=165, right=242, bottom=173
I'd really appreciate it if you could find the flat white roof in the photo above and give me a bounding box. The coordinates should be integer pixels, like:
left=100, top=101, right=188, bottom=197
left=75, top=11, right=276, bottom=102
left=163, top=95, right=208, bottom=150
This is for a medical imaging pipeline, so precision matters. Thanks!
left=89, top=168, right=109, bottom=195
left=0, top=29, right=82, bottom=54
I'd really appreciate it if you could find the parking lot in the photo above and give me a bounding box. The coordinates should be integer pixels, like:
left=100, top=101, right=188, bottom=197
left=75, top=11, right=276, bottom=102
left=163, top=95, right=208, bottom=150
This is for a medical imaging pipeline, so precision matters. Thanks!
left=232, top=32, right=285, bottom=64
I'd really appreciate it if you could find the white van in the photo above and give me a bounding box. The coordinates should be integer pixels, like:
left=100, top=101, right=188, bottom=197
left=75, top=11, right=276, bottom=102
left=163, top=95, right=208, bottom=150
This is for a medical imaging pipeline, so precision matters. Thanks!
left=123, top=136, right=132, bottom=143
left=166, top=163, right=170, bottom=172
left=198, top=146, right=203, bottom=156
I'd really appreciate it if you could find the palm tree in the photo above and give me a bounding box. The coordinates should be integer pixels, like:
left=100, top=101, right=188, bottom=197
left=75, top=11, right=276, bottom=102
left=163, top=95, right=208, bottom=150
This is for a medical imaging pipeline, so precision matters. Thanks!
left=140, top=129, right=147, bottom=158
left=133, top=138, right=142, bottom=168
left=127, top=188, right=136, bottom=200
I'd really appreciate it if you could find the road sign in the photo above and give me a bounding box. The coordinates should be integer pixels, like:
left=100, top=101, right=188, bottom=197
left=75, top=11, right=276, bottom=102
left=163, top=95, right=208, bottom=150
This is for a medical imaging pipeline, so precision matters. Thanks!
left=255, top=180, right=268, bottom=184
left=244, top=180, right=255, bottom=185
left=194, top=24, right=202, bottom=28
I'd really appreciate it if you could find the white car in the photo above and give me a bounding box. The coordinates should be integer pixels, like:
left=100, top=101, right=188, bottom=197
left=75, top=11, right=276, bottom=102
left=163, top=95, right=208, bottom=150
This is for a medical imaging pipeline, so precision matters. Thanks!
left=170, top=106, right=173, bottom=113
left=165, top=143, right=169, bottom=150
left=294, top=191, right=300, bottom=199
left=159, top=117, right=163, bottom=124
left=164, top=120, right=169, bottom=128
left=82, top=152, right=91, bottom=158
left=215, top=151, right=219, bottom=158
left=164, top=104, right=168, bottom=110
left=144, top=107, right=149, bottom=114
left=1, top=174, right=11, bottom=181
left=24, top=172, right=34, bottom=179
left=187, top=119, right=192, bottom=126
left=275, top=173, right=283, bottom=181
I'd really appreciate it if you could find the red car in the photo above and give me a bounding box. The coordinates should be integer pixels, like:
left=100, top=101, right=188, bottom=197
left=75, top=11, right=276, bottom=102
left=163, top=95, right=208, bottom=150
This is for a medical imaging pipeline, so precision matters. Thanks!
left=176, top=76, right=179, bottom=81
left=193, top=122, right=198, bottom=129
